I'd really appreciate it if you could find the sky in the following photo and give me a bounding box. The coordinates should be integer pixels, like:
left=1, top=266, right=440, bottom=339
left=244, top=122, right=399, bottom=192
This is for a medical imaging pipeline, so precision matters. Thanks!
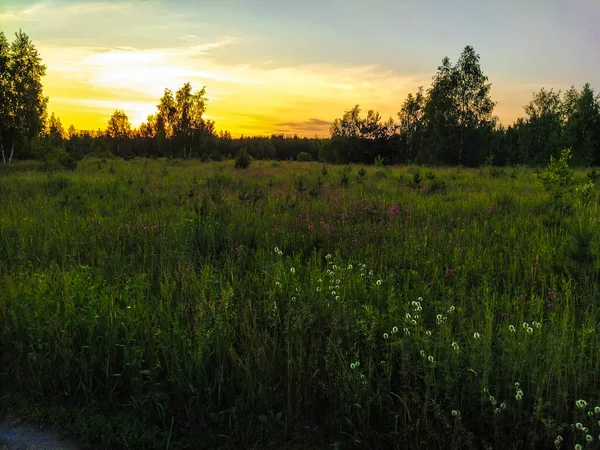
left=1, top=0, right=599, bottom=137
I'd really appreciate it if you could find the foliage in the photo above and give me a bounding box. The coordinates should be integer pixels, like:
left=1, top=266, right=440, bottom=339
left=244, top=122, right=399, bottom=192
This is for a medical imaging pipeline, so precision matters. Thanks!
left=1, top=160, right=600, bottom=448
left=295, top=151, right=312, bottom=161
left=234, top=148, right=251, bottom=169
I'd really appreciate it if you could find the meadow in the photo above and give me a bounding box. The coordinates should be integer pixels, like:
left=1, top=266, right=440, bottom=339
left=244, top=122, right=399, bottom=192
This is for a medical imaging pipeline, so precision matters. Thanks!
left=1, top=158, right=600, bottom=449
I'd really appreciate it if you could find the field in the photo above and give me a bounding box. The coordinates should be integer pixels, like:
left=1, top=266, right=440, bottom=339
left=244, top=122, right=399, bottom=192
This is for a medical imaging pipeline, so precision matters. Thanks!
left=1, top=158, right=600, bottom=449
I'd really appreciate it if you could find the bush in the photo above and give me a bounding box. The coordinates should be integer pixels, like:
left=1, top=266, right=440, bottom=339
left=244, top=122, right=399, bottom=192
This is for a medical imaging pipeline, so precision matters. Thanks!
left=295, top=152, right=312, bottom=162
left=234, top=149, right=251, bottom=169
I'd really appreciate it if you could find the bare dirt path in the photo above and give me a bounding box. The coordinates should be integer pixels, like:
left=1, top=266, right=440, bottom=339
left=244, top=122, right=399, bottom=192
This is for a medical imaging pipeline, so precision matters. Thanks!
left=0, top=416, right=79, bottom=450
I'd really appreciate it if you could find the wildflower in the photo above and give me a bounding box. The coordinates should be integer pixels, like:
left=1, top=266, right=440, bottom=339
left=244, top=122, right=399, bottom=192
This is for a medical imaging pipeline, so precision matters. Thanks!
left=124, top=223, right=130, bottom=229
left=576, top=399, right=588, bottom=409
left=325, top=254, right=331, bottom=260
left=392, top=326, right=398, bottom=334
left=350, top=363, right=356, bottom=369
left=514, top=382, right=520, bottom=388
left=586, top=435, right=593, bottom=442
left=383, top=333, right=389, bottom=339
left=489, top=396, right=497, bottom=406
left=275, top=281, right=281, bottom=287
left=411, top=320, right=417, bottom=326
left=316, top=287, right=321, bottom=292
left=448, top=305, right=455, bottom=312
left=335, top=296, right=340, bottom=301
left=403, top=328, right=410, bottom=335
left=500, top=402, right=506, bottom=409
left=522, top=322, right=528, bottom=329
left=516, top=394, right=522, bottom=401
left=376, top=279, right=383, bottom=286
left=452, top=342, right=459, bottom=352
left=336, top=279, right=340, bottom=285
left=576, top=422, right=584, bottom=430
left=536, top=322, right=542, bottom=329
left=420, top=350, right=426, bottom=357
left=575, top=444, right=582, bottom=450
left=451, top=409, right=460, bottom=417
left=347, top=264, right=353, bottom=270
left=527, top=327, right=533, bottom=334
left=355, top=361, right=360, bottom=367
left=414, top=315, right=419, bottom=320
left=318, top=278, right=322, bottom=283
left=595, top=406, right=600, bottom=414
left=290, top=267, right=295, bottom=274
left=274, top=247, right=279, bottom=253
left=291, top=296, right=296, bottom=301
left=426, top=330, right=432, bottom=337
left=473, top=332, right=481, bottom=340
left=332, top=265, right=338, bottom=270
left=516, top=389, right=524, bottom=397
left=509, top=325, right=516, bottom=333
left=405, top=313, right=412, bottom=320
left=418, top=297, right=423, bottom=301
left=331, top=291, right=336, bottom=296
left=428, top=355, right=434, bottom=363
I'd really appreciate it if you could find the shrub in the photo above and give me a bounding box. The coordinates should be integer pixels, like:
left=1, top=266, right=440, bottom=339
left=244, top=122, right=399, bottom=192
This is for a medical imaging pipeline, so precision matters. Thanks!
left=295, top=152, right=312, bottom=162
left=234, top=149, right=251, bottom=169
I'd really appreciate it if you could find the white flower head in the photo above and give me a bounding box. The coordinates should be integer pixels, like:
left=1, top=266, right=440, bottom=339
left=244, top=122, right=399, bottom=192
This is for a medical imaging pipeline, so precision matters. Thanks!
left=383, top=333, right=389, bottom=339
left=347, top=264, right=353, bottom=270
left=473, top=332, right=481, bottom=340
left=427, top=355, right=434, bottom=363
left=392, top=326, right=398, bottom=334
left=290, top=267, right=295, bottom=274
left=325, top=254, right=331, bottom=260
left=376, top=279, right=383, bottom=286
left=509, top=325, right=516, bottom=333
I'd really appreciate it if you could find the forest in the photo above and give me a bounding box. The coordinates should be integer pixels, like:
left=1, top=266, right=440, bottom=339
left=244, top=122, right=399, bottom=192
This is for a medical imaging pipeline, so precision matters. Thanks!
left=2, top=29, right=600, bottom=168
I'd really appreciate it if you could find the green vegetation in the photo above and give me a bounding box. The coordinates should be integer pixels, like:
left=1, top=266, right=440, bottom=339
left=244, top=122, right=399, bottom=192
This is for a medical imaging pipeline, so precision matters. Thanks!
left=1, top=158, right=600, bottom=449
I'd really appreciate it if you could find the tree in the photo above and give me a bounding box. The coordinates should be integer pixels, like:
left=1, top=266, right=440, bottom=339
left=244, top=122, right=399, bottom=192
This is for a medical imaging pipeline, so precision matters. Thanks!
left=454, top=46, right=496, bottom=165
left=397, top=86, right=426, bottom=162
left=2, top=30, right=47, bottom=163
left=156, top=89, right=176, bottom=157
left=106, top=110, right=131, bottom=154
left=138, top=114, right=156, bottom=139
left=561, top=84, right=600, bottom=165
left=422, top=46, right=495, bottom=165
left=47, top=112, right=65, bottom=147
left=523, top=88, right=563, bottom=164
left=0, top=31, right=9, bottom=163
left=173, top=82, right=209, bottom=158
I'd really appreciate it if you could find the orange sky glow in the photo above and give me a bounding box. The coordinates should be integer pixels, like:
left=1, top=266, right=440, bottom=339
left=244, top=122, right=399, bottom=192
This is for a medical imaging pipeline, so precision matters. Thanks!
left=2, top=0, right=599, bottom=137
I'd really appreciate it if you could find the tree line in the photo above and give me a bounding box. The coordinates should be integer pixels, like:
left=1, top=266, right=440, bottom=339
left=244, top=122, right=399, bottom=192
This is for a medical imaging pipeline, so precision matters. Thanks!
left=2, top=28, right=600, bottom=167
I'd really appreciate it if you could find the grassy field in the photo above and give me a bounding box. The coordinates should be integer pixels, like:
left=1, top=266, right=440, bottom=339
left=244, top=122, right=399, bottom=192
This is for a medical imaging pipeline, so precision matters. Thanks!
left=1, top=158, right=600, bottom=449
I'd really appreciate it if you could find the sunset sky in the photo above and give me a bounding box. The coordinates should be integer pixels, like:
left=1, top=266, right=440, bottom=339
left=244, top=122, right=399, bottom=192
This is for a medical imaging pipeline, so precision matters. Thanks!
left=1, top=0, right=599, bottom=137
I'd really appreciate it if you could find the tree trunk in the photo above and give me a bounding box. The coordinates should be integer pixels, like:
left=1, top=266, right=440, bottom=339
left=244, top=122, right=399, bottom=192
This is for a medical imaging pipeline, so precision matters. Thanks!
left=0, top=130, right=5, bottom=164
left=8, top=134, right=15, bottom=163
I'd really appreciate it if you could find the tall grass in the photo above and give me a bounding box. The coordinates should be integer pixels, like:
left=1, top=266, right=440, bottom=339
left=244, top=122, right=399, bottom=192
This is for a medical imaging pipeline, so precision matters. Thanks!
left=1, top=158, right=599, bottom=449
